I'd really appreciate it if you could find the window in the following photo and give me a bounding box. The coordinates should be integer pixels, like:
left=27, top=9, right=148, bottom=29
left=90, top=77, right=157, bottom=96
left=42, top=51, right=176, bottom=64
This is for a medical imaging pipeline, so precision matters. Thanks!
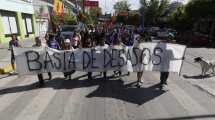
left=22, top=14, right=33, bottom=35
left=9, top=17, right=18, bottom=34
left=26, top=18, right=33, bottom=33
left=2, top=15, right=18, bottom=35
left=22, top=19, right=27, bottom=35
left=2, top=16, right=11, bottom=34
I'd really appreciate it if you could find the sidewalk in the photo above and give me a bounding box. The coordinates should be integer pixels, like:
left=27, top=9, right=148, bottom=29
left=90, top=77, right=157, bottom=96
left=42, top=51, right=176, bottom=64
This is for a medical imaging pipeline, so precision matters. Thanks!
left=0, top=38, right=34, bottom=74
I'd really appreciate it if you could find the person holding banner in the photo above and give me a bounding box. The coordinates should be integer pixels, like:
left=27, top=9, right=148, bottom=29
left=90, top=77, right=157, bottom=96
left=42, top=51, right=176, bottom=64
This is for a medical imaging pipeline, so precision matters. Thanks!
left=134, top=33, right=146, bottom=88
left=112, top=33, right=122, bottom=77
left=158, top=39, right=172, bottom=90
left=32, top=37, right=46, bottom=86
left=82, top=33, right=93, bottom=80
left=158, top=38, right=185, bottom=90
left=63, top=39, right=76, bottom=80
left=95, top=33, right=109, bottom=80
left=46, top=34, right=60, bottom=80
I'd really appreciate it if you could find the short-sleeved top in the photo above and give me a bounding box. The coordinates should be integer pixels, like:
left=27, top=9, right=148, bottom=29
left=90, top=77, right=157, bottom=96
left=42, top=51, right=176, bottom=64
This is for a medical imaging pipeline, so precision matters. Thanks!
left=47, top=39, right=60, bottom=50
left=9, top=40, right=19, bottom=56
left=9, top=40, right=19, bottom=50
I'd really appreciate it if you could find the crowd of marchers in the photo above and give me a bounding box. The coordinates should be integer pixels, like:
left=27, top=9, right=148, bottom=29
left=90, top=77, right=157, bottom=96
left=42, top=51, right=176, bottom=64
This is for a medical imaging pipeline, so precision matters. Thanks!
left=8, top=24, right=176, bottom=90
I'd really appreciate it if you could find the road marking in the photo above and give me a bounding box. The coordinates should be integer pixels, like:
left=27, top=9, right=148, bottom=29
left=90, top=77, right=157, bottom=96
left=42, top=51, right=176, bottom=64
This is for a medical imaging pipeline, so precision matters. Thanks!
left=151, top=73, right=210, bottom=116
left=60, top=88, right=85, bottom=120
left=0, top=76, right=34, bottom=112
left=15, top=80, right=63, bottom=120
left=169, top=83, right=209, bottom=115
left=0, top=75, right=19, bottom=88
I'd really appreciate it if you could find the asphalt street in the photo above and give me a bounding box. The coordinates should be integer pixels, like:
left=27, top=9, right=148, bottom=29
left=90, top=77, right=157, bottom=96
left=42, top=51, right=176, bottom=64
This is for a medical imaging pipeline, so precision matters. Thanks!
left=1, top=40, right=215, bottom=120
left=0, top=69, right=215, bottom=120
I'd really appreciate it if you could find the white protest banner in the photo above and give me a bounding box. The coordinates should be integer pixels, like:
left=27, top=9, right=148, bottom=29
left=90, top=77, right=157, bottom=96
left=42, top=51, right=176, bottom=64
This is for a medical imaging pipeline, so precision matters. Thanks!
left=14, top=43, right=186, bottom=75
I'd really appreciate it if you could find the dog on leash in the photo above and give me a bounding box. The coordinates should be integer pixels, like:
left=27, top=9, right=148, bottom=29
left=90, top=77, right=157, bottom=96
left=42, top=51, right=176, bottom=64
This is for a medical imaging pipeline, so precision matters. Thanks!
left=194, top=57, right=215, bottom=76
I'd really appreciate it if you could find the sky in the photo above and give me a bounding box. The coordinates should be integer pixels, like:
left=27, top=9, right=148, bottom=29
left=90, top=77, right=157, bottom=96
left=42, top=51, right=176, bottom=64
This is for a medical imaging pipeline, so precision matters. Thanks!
left=98, top=0, right=189, bottom=14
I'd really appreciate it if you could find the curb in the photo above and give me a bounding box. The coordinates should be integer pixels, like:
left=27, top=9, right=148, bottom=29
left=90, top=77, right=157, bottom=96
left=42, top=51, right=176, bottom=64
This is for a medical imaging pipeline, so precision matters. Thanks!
left=0, top=64, right=14, bottom=75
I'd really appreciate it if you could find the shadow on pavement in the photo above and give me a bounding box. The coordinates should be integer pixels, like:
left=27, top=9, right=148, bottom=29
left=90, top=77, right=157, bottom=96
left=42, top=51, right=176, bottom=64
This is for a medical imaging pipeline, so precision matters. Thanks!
left=183, top=74, right=214, bottom=79
left=0, top=74, right=166, bottom=105
left=86, top=79, right=166, bottom=105
left=149, top=114, right=215, bottom=120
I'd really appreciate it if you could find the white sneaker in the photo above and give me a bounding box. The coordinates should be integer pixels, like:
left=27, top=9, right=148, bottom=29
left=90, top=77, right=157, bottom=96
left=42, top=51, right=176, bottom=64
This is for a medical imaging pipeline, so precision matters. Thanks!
left=137, top=81, right=143, bottom=88
left=160, top=84, right=168, bottom=91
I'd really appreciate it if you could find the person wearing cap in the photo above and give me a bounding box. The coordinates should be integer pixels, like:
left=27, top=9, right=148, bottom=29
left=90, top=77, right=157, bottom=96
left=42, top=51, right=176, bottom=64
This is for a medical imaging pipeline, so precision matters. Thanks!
left=63, top=38, right=75, bottom=80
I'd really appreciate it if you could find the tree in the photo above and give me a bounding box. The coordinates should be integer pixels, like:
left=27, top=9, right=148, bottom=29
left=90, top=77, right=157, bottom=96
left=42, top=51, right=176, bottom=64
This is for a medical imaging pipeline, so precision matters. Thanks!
left=167, top=4, right=193, bottom=32
left=89, top=7, right=102, bottom=24
left=114, top=0, right=130, bottom=13
left=185, top=0, right=215, bottom=20
left=64, top=12, right=77, bottom=25
left=127, top=10, right=141, bottom=26
left=185, top=0, right=215, bottom=43
left=140, top=0, right=170, bottom=26
left=114, top=0, right=130, bottom=24
left=51, top=12, right=77, bottom=26
left=77, top=12, right=94, bottom=25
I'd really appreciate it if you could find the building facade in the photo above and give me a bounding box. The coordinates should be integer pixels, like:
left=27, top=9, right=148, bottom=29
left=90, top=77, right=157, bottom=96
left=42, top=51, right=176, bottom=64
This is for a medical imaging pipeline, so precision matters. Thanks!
left=0, top=0, right=36, bottom=43
left=33, top=0, right=81, bottom=37
left=33, top=0, right=53, bottom=37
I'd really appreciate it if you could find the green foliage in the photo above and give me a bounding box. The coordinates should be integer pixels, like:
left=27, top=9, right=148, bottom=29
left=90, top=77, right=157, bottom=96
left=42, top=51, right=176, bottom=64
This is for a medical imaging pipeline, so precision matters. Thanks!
left=127, top=12, right=141, bottom=26
left=51, top=12, right=77, bottom=26
left=114, top=0, right=130, bottom=13
left=63, top=12, right=77, bottom=25
left=185, top=0, right=215, bottom=20
left=77, top=12, right=94, bottom=25
left=89, top=7, right=101, bottom=24
left=140, top=0, right=170, bottom=25
left=51, top=15, right=62, bottom=26
left=114, top=1, right=131, bottom=24
left=167, top=6, right=193, bottom=31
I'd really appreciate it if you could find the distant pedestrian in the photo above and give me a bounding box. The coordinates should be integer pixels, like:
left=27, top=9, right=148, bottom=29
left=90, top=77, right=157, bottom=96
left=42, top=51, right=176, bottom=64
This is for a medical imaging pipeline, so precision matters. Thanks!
left=9, top=34, right=21, bottom=73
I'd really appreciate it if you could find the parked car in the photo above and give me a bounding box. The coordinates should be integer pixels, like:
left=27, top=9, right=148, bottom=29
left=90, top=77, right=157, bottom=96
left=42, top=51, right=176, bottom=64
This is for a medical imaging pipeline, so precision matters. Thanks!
left=147, top=27, right=160, bottom=36
left=157, top=30, right=175, bottom=39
